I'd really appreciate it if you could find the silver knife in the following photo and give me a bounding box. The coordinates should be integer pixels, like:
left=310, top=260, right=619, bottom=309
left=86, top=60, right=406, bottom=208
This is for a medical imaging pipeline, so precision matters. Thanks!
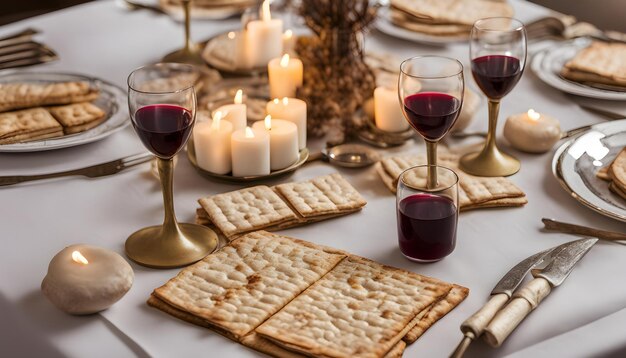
left=483, top=238, right=598, bottom=347
left=450, top=245, right=559, bottom=357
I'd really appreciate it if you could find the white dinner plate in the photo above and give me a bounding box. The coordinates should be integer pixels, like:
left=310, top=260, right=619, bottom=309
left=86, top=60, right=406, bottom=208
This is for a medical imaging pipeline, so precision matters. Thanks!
left=531, top=37, right=626, bottom=101
left=552, top=119, right=626, bottom=222
left=0, top=71, right=129, bottom=153
left=374, top=7, right=467, bottom=46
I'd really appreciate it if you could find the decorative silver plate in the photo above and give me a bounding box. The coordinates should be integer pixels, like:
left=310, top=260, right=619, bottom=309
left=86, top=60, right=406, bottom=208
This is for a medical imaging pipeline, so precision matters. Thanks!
left=552, top=119, right=626, bottom=222
left=531, top=38, right=626, bottom=101
left=0, top=71, right=128, bottom=152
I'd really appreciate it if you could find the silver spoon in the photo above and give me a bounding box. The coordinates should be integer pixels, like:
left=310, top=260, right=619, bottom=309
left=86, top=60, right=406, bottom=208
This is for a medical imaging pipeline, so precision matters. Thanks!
left=451, top=124, right=592, bottom=140
left=306, top=144, right=381, bottom=168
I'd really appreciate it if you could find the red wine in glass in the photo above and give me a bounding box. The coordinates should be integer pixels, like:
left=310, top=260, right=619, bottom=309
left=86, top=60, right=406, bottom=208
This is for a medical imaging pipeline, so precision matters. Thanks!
left=397, top=194, right=457, bottom=262
left=133, top=104, right=193, bottom=158
left=471, top=55, right=522, bottom=100
left=403, top=92, right=462, bottom=141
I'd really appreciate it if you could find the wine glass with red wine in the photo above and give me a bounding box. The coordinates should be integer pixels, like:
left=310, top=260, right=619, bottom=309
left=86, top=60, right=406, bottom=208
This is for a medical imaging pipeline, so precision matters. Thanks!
left=125, top=63, right=217, bottom=268
left=460, top=17, right=527, bottom=177
left=399, top=56, right=464, bottom=188
left=397, top=165, right=459, bottom=262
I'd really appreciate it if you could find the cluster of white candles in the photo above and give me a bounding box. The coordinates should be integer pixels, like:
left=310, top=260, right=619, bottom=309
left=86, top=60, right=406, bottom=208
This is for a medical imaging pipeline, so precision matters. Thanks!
left=194, top=90, right=307, bottom=177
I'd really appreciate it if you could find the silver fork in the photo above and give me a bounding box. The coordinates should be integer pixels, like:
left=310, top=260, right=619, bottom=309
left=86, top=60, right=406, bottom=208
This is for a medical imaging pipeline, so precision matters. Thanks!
left=0, top=152, right=154, bottom=187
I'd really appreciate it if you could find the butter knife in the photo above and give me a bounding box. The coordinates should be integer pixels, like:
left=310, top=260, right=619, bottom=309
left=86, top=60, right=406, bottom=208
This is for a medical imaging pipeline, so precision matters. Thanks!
left=542, top=218, right=626, bottom=241
left=0, top=152, right=153, bottom=187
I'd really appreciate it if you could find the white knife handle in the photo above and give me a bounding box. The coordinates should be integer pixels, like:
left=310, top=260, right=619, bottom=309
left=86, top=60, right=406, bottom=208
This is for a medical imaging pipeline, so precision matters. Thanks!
left=483, top=278, right=552, bottom=347
left=460, top=293, right=509, bottom=337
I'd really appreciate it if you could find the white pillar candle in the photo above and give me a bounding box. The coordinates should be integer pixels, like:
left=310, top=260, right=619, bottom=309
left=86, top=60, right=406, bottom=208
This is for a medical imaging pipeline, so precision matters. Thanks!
left=227, top=31, right=250, bottom=69
left=214, top=89, right=247, bottom=131
left=41, top=245, right=133, bottom=315
left=374, top=86, right=409, bottom=132
left=252, top=115, right=299, bottom=170
left=268, top=54, right=303, bottom=99
left=282, top=29, right=296, bottom=54
left=193, top=111, right=233, bottom=174
left=503, top=109, right=561, bottom=154
left=266, top=97, right=307, bottom=150
left=246, top=0, right=283, bottom=68
left=231, top=126, right=270, bottom=176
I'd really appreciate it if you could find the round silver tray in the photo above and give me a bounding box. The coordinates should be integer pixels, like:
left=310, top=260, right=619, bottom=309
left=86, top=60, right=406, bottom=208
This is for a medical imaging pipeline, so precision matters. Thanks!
left=552, top=119, right=626, bottom=222
left=187, top=136, right=309, bottom=183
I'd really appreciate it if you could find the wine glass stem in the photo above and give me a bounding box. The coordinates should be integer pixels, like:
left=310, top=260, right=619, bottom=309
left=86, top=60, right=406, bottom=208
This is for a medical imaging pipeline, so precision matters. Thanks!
left=157, top=157, right=182, bottom=233
left=485, top=100, right=500, bottom=152
left=183, top=0, right=192, bottom=51
left=426, top=140, right=438, bottom=189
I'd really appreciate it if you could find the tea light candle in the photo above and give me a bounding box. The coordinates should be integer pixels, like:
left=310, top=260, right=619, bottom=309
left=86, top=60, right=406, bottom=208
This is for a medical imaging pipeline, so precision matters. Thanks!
left=246, top=0, right=283, bottom=68
left=503, top=109, right=561, bottom=153
left=253, top=115, right=299, bottom=170
left=194, top=111, right=233, bottom=174
left=41, top=245, right=133, bottom=315
left=227, top=31, right=249, bottom=69
left=214, top=89, right=247, bottom=131
left=268, top=54, right=303, bottom=99
left=282, top=29, right=296, bottom=54
left=231, top=126, right=270, bottom=176
left=266, top=97, right=307, bottom=149
left=374, top=86, right=409, bottom=132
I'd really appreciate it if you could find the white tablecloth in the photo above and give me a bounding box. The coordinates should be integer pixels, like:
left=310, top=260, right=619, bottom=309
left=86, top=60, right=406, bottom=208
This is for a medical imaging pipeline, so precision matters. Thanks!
left=1, top=1, right=625, bottom=357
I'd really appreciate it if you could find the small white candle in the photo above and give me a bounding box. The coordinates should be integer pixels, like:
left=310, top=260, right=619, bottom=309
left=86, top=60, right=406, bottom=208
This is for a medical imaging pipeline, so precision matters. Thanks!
left=246, top=0, right=283, bottom=68
left=282, top=29, right=296, bottom=54
left=214, top=89, right=247, bottom=131
left=374, top=86, right=409, bottom=132
left=268, top=54, right=303, bottom=99
left=231, top=126, right=270, bottom=176
left=194, top=111, right=233, bottom=174
left=41, top=245, right=133, bottom=315
left=266, top=97, right=307, bottom=150
left=227, top=31, right=250, bottom=69
left=503, top=109, right=561, bottom=153
left=252, top=115, right=299, bottom=170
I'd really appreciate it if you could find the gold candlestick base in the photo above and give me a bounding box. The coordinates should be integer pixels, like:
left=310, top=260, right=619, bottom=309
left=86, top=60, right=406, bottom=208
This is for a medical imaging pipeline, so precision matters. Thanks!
left=459, top=144, right=520, bottom=177
left=162, top=45, right=205, bottom=66
left=125, top=223, right=218, bottom=268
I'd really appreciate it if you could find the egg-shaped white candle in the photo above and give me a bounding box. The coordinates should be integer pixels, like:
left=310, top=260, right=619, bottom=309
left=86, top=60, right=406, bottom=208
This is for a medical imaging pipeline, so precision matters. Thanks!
left=374, top=86, right=409, bottom=132
left=246, top=0, right=283, bottom=68
left=266, top=97, right=307, bottom=150
left=41, top=245, right=133, bottom=315
left=253, top=115, right=299, bottom=170
left=214, top=89, right=247, bottom=131
left=231, top=126, right=270, bottom=176
left=503, top=109, right=561, bottom=153
left=194, top=111, right=233, bottom=174
left=268, top=54, right=303, bottom=99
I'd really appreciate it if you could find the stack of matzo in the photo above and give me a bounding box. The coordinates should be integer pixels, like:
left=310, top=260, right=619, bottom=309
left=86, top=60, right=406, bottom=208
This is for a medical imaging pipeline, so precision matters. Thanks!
left=149, top=231, right=469, bottom=357
left=389, top=0, right=514, bottom=39
left=376, top=152, right=527, bottom=210
left=561, top=41, right=626, bottom=89
left=597, top=148, right=626, bottom=200
left=196, top=173, right=367, bottom=240
left=0, top=81, right=104, bottom=144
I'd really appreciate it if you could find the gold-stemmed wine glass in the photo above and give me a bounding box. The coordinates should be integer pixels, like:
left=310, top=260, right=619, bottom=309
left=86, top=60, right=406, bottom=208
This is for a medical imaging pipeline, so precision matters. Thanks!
left=126, top=63, right=217, bottom=268
left=163, top=0, right=204, bottom=65
left=460, top=17, right=527, bottom=177
left=399, top=56, right=464, bottom=188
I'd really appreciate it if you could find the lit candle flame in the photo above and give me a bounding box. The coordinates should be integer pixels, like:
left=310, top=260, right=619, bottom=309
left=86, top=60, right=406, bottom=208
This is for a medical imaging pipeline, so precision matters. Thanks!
left=72, top=250, right=89, bottom=265
left=227, top=31, right=236, bottom=40
left=283, top=29, right=293, bottom=39
left=527, top=109, right=541, bottom=121
left=282, top=97, right=289, bottom=105
left=212, top=111, right=223, bottom=130
left=280, top=54, right=290, bottom=67
left=261, top=0, right=271, bottom=21
left=273, top=98, right=280, bottom=104
left=234, top=89, right=243, bottom=104
left=245, top=126, right=255, bottom=138
left=264, top=115, right=272, bottom=130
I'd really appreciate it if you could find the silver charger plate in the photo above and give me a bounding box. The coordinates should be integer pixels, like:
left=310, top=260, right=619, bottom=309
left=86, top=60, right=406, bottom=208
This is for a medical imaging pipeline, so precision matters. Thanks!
left=0, top=71, right=129, bottom=152
left=374, top=7, right=467, bottom=46
left=531, top=37, right=626, bottom=101
left=552, top=119, right=626, bottom=222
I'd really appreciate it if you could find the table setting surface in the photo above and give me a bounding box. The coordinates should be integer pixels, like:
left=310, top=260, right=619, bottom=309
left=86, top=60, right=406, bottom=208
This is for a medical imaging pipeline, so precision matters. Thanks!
left=0, top=1, right=625, bottom=357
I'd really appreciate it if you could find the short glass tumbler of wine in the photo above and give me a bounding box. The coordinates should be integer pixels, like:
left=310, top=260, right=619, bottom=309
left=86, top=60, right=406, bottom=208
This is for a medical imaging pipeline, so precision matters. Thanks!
left=125, top=63, right=218, bottom=268
left=396, top=165, right=459, bottom=263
